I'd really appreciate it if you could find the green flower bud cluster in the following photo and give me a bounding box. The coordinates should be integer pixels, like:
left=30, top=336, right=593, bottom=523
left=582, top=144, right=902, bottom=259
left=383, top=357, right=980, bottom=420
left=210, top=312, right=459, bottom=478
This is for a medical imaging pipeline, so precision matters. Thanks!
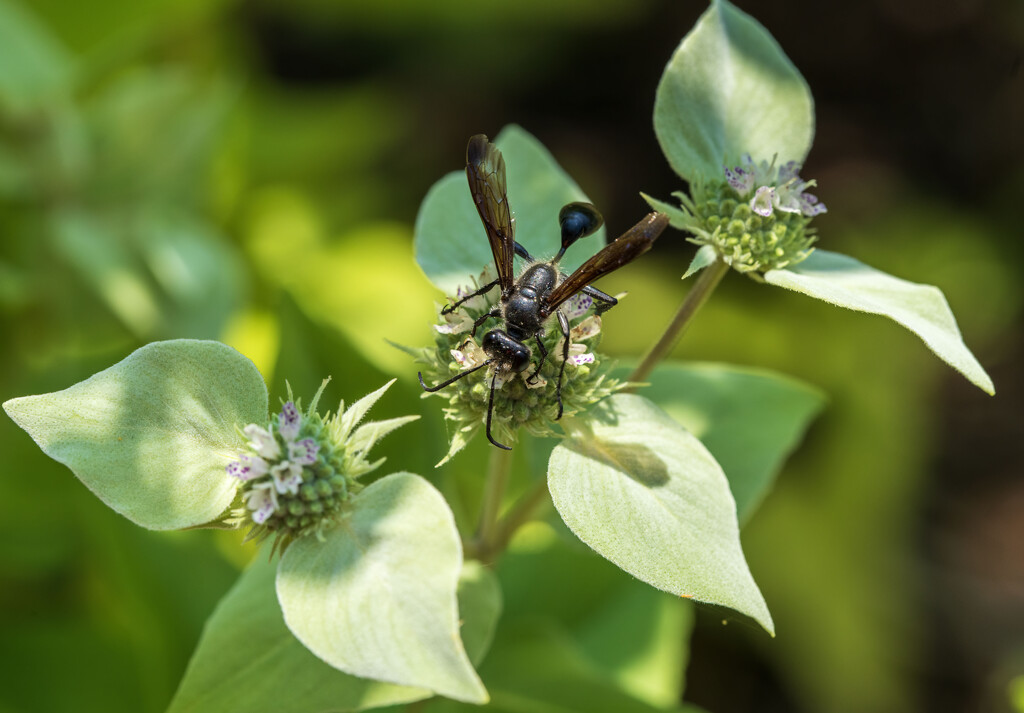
left=691, top=180, right=816, bottom=273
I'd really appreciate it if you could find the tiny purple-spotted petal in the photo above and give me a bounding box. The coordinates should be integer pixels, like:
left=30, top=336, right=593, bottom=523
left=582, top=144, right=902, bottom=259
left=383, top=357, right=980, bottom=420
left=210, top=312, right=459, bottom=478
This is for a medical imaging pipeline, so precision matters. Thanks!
left=773, top=186, right=805, bottom=215
left=271, top=461, right=303, bottom=495
left=452, top=343, right=485, bottom=368
left=288, top=438, right=319, bottom=465
left=245, top=483, right=278, bottom=524
left=244, top=424, right=280, bottom=460
left=565, top=293, right=594, bottom=320
left=569, top=353, right=596, bottom=366
left=434, top=311, right=473, bottom=335
left=777, top=160, right=801, bottom=184
left=725, top=165, right=755, bottom=195
left=226, top=454, right=269, bottom=481
left=279, top=402, right=301, bottom=442
left=750, top=186, right=775, bottom=217
left=570, top=315, right=601, bottom=341
left=798, top=192, right=827, bottom=216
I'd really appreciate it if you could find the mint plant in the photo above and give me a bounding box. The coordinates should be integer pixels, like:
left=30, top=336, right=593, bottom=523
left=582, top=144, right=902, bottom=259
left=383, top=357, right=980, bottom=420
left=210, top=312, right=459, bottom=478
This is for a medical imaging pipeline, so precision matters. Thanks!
left=1, top=1, right=994, bottom=711
left=639, top=0, right=993, bottom=396
left=3, top=341, right=496, bottom=707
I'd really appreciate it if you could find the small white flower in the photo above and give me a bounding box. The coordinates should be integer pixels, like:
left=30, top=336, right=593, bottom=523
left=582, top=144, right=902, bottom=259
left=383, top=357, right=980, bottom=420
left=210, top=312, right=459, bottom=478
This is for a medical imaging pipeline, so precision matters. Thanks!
left=750, top=186, right=776, bottom=217
left=726, top=155, right=826, bottom=218
left=434, top=307, right=476, bottom=334
left=288, top=437, right=319, bottom=465
left=278, top=402, right=302, bottom=442
left=570, top=315, right=602, bottom=341
left=225, top=454, right=269, bottom=481
left=724, top=161, right=755, bottom=195
left=244, top=424, right=280, bottom=460
left=271, top=461, right=304, bottom=495
left=564, top=293, right=594, bottom=320
left=569, top=352, right=595, bottom=366
left=245, top=482, right=278, bottom=524
left=452, top=341, right=486, bottom=368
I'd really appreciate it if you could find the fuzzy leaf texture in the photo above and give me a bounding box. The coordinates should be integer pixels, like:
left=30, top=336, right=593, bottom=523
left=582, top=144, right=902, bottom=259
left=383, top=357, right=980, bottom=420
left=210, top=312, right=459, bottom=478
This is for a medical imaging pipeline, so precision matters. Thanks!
left=167, top=557, right=500, bottom=713
left=414, top=124, right=606, bottom=295
left=3, top=340, right=268, bottom=529
left=548, top=394, right=773, bottom=634
left=654, top=0, right=814, bottom=182
left=765, top=250, right=994, bottom=394
left=276, top=472, right=489, bottom=703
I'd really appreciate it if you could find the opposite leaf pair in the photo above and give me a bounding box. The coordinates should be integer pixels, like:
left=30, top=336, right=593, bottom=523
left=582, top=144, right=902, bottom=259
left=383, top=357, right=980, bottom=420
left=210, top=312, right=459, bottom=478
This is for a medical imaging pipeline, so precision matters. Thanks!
left=2, top=341, right=490, bottom=703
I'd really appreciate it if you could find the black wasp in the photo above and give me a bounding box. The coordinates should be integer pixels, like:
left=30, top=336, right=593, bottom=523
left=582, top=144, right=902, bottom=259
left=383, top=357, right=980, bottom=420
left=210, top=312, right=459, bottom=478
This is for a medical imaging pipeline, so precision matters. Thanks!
left=419, top=134, right=669, bottom=450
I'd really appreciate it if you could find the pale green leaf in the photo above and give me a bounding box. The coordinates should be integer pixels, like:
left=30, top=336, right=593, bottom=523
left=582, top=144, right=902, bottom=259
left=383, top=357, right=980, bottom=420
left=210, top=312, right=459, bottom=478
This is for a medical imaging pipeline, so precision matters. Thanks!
left=549, top=394, right=773, bottom=634
left=277, top=472, right=488, bottom=703
left=3, top=340, right=267, bottom=530
left=765, top=249, right=994, bottom=394
left=415, top=124, right=606, bottom=294
left=654, top=0, right=814, bottom=182
left=167, top=557, right=501, bottom=713
left=682, top=245, right=718, bottom=280
left=636, top=362, right=825, bottom=523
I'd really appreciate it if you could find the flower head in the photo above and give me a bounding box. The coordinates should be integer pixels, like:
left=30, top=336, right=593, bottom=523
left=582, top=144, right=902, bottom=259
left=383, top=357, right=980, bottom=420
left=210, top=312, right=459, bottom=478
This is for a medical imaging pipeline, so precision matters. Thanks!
left=412, top=268, right=625, bottom=464
left=225, top=379, right=417, bottom=550
left=659, top=154, right=827, bottom=274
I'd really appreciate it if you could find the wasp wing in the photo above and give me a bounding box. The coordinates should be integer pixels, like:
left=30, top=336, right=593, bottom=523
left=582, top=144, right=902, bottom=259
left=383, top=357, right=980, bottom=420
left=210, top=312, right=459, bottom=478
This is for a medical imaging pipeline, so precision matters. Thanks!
left=466, top=134, right=516, bottom=292
left=543, top=212, right=669, bottom=316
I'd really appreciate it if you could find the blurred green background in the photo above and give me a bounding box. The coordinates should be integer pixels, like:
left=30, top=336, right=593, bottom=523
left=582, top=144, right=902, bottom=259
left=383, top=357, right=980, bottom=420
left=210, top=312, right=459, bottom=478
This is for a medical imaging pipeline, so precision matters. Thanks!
left=1, top=0, right=1021, bottom=712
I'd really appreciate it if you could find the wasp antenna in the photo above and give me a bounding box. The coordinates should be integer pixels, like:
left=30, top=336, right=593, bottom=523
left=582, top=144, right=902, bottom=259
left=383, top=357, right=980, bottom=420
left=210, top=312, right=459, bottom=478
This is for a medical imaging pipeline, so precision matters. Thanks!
left=485, top=372, right=512, bottom=450
left=419, top=361, right=490, bottom=393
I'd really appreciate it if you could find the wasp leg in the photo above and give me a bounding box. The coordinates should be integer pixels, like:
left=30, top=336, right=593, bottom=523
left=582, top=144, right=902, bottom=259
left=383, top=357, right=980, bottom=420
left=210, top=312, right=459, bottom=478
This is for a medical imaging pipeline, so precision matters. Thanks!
left=525, top=335, right=549, bottom=384
left=580, top=284, right=617, bottom=315
left=469, top=307, right=501, bottom=337
left=554, top=311, right=571, bottom=420
left=485, top=372, right=512, bottom=450
left=442, top=278, right=500, bottom=315
left=419, top=360, right=490, bottom=392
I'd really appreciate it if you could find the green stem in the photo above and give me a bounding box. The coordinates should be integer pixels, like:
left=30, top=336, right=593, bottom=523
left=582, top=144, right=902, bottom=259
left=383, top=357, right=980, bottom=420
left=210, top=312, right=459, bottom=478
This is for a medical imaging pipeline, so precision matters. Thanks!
left=474, top=447, right=512, bottom=562
left=628, top=257, right=729, bottom=385
left=491, top=479, right=551, bottom=555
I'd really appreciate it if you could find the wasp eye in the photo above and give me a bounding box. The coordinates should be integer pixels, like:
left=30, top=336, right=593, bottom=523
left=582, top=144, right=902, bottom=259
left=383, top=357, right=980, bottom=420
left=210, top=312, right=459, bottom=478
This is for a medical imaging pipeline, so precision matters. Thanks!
left=558, top=202, right=604, bottom=255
